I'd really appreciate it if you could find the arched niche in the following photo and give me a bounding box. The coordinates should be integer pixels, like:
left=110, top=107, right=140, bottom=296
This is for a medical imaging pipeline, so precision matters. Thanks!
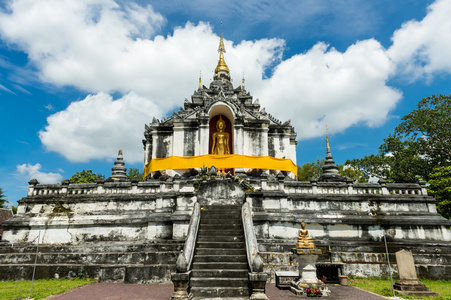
left=208, top=103, right=234, bottom=155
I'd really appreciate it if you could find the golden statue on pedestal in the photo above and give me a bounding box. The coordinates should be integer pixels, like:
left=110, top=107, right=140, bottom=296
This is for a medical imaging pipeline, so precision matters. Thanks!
left=211, top=116, right=230, bottom=155
left=296, top=220, right=316, bottom=249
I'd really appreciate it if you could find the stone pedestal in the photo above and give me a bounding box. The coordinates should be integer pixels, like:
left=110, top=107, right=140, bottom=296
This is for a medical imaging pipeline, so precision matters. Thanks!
left=170, top=271, right=193, bottom=300
left=290, top=248, right=331, bottom=297
left=249, top=272, right=269, bottom=300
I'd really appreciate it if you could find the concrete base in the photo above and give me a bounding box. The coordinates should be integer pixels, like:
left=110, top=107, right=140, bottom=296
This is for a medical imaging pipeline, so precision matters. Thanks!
left=394, top=279, right=439, bottom=297
left=171, top=271, right=193, bottom=300
left=290, top=248, right=331, bottom=297
left=249, top=272, right=269, bottom=300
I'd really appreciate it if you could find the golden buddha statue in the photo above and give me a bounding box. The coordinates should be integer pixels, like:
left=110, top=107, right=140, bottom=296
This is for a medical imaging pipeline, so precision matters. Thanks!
left=211, top=116, right=230, bottom=155
left=296, top=220, right=315, bottom=249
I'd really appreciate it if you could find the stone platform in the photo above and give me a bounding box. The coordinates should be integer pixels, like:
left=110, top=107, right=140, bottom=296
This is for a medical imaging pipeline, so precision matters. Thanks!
left=1, top=175, right=450, bottom=282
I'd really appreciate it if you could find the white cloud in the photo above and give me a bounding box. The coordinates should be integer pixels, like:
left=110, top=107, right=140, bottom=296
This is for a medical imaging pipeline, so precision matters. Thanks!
left=39, top=92, right=161, bottom=163
left=0, top=0, right=282, bottom=112
left=44, top=104, right=54, bottom=111
left=258, top=40, right=401, bottom=139
left=16, top=163, right=63, bottom=183
left=388, top=0, right=451, bottom=79
left=0, top=83, right=16, bottom=94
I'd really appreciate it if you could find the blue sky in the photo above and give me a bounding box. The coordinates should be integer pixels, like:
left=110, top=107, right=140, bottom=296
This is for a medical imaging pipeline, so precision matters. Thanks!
left=1, top=0, right=451, bottom=206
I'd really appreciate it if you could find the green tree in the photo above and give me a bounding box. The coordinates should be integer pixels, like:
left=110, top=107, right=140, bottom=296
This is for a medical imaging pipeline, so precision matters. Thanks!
left=128, top=168, right=144, bottom=181
left=68, top=169, right=104, bottom=183
left=347, top=94, right=451, bottom=182
left=0, top=187, right=7, bottom=208
left=297, top=158, right=324, bottom=181
left=427, top=166, right=451, bottom=220
left=338, top=165, right=369, bottom=183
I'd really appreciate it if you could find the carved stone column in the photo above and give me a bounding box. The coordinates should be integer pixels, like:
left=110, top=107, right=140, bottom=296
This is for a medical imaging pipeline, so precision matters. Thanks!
left=249, top=253, right=269, bottom=300
left=171, top=250, right=193, bottom=300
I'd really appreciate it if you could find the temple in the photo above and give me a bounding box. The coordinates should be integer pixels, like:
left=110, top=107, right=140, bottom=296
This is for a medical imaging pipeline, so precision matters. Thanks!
left=143, top=25, right=297, bottom=178
left=1, top=26, right=450, bottom=298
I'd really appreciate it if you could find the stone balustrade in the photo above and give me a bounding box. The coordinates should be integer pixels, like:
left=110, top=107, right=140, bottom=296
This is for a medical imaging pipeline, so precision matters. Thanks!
left=26, top=176, right=428, bottom=197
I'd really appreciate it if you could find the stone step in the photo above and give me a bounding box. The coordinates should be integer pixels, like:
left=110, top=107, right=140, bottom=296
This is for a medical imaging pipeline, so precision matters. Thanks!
left=0, top=251, right=178, bottom=265
left=199, top=223, right=243, bottom=230
left=0, top=264, right=175, bottom=283
left=200, top=205, right=241, bottom=211
left=193, top=255, right=247, bottom=263
left=196, top=241, right=245, bottom=249
left=197, top=236, right=244, bottom=242
left=191, top=261, right=248, bottom=269
left=192, top=262, right=248, bottom=270
left=191, top=286, right=249, bottom=298
left=200, top=213, right=240, bottom=220
left=198, top=229, right=243, bottom=236
left=191, top=269, right=248, bottom=278
left=200, top=218, right=242, bottom=225
left=191, top=277, right=248, bottom=288
left=0, top=242, right=183, bottom=254
left=201, top=207, right=241, bottom=213
left=195, top=248, right=245, bottom=256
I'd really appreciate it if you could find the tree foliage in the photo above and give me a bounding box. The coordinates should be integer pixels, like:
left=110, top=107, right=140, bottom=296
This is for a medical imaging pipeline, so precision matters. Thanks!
left=68, top=169, right=104, bottom=184
left=128, top=168, right=144, bottom=181
left=347, top=94, right=451, bottom=183
left=427, top=166, right=451, bottom=220
left=338, top=165, right=369, bottom=183
left=0, top=187, right=7, bottom=208
left=297, top=158, right=324, bottom=181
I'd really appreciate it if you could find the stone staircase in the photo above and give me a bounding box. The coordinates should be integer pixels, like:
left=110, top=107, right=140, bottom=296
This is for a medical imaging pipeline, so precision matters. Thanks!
left=191, top=205, right=250, bottom=299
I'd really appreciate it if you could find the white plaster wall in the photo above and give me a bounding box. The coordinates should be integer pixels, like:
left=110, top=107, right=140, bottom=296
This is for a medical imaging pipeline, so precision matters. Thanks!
left=261, top=124, right=269, bottom=156
left=199, top=123, right=209, bottom=156
left=261, top=221, right=451, bottom=242
left=32, top=201, right=158, bottom=214
left=262, top=199, right=281, bottom=210
left=267, top=222, right=299, bottom=239
left=148, top=222, right=172, bottom=240
left=193, top=128, right=199, bottom=157
left=289, top=139, right=297, bottom=165
left=343, top=263, right=398, bottom=278
left=172, top=123, right=184, bottom=156
left=172, top=223, right=189, bottom=240
left=234, top=123, right=244, bottom=155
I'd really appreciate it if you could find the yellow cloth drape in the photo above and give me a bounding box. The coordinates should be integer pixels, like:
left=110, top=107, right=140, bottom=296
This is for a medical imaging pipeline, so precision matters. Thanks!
left=144, top=154, right=297, bottom=178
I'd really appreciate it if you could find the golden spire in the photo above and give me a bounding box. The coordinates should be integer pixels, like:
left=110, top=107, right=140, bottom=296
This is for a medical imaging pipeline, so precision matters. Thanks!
left=326, top=125, right=330, bottom=149
left=215, top=22, right=230, bottom=75
left=199, top=70, right=202, bottom=88
left=242, top=71, right=245, bottom=89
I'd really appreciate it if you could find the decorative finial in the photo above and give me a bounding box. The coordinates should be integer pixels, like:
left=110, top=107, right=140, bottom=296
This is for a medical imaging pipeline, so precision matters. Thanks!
left=326, top=125, right=329, bottom=149
left=242, top=71, right=245, bottom=89
left=214, top=22, right=230, bottom=78
left=199, top=70, right=202, bottom=88
left=218, top=22, right=225, bottom=54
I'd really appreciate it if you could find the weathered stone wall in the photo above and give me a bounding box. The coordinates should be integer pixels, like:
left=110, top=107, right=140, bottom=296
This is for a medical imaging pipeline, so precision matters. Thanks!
left=0, top=241, right=183, bottom=283
left=1, top=176, right=450, bottom=282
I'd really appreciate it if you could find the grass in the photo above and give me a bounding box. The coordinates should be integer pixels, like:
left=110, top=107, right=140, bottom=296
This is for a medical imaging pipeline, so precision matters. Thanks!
left=0, top=278, right=95, bottom=300
left=349, top=277, right=451, bottom=300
